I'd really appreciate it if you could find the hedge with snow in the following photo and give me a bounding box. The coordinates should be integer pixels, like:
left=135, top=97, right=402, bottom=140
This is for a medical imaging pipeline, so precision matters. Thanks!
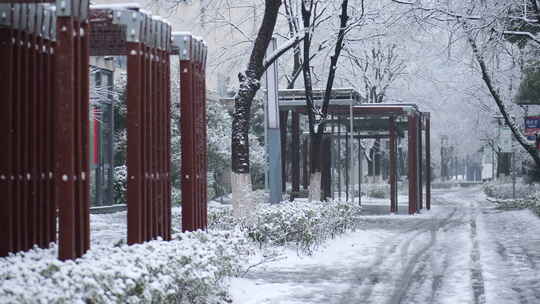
left=0, top=231, right=250, bottom=304
left=0, top=199, right=363, bottom=303
left=210, top=199, right=364, bottom=254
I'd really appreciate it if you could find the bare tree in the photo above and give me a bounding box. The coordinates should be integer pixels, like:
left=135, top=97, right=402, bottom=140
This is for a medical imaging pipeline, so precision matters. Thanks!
left=230, top=0, right=305, bottom=217
left=350, top=42, right=406, bottom=104
left=300, top=0, right=365, bottom=201
left=390, top=0, right=540, bottom=170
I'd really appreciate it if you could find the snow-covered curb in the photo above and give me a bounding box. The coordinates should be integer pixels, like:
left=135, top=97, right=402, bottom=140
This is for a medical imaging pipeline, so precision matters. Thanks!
left=0, top=231, right=251, bottom=304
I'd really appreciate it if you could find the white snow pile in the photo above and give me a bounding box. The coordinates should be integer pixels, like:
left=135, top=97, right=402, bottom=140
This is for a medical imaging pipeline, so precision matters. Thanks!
left=0, top=231, right=251, bottom=304
left=207, top=200, right=363, bottom=254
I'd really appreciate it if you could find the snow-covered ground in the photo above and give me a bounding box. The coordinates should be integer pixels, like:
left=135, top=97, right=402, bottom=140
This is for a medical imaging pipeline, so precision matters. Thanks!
left=5, top=187, right=539, bottom=303
left=229, top=187, right=540, bottom=304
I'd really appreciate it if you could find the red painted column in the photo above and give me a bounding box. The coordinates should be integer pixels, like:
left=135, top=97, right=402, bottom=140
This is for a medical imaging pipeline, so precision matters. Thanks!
left=44, top=37, right=53, bottom=248
left=73, top=19, right=84, bottom=256
left=13, top=25, right=23, bottom=252
left=155, top=48, right=161, bottom=238
left=36, top=30, right=46, bottom=248
left=127, top=42, right=143, bottom=245
left=165, top=41, right=172, bottom=240
left=80, top=20, right=91, bottom=253
left=0, top=27, right=14, bottom=256
left=389, top=117, right=398, bottom=213
left=47, top=39, right=57, bottom=245
left=142, top=43, right=148, bottom=241
left=418, top=115, right=423, bottom=210
left=144, top=47, right=155, bottom=241
left=201, top=43, right=208, bottom=229
left=407, top=113, right=417, bottom=215
left=55, top=16, right=77, bottom=260
left=425, top=113, right=431, bottom=210
left=180, top=46, right=195, bottom=232
left=21, top=26, right=30, bottom=251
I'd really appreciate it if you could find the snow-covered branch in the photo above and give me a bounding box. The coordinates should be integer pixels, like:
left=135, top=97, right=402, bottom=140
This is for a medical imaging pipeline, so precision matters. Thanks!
left=389, top=0, right=481, bottom=20
left=501, top=30, right=540, bottom=46
left=263, top=32, right=306, bottom=71
left=465, top=24, right=540, bottom=166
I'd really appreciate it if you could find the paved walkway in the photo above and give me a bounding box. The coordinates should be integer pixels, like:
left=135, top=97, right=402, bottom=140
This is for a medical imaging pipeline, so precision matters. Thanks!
left=230, top=187, right=540, bottom=304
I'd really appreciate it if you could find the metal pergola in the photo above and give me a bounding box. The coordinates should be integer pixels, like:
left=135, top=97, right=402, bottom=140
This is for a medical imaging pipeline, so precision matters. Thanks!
left=279, top=89, right=431, bottom=214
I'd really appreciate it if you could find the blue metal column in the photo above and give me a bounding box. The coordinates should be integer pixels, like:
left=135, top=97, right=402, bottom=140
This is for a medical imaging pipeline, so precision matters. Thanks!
left=265, top=38, right=282, bottom=204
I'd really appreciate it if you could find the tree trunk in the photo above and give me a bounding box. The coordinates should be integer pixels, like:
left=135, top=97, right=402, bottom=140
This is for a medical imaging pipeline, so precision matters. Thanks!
left=308, top=131, right=323, bottom=201
left=231, top=0, right=282, bottom=218
left=302, top=0, right=350, bottom=201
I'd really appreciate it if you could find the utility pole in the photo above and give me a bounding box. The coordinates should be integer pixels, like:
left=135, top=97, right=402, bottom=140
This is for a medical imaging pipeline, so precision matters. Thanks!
left=264, top=38, right=282, bottom=204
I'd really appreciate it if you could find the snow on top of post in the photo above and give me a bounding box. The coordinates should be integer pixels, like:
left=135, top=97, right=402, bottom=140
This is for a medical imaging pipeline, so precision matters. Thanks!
left=90, top=3, right=141, bottom=10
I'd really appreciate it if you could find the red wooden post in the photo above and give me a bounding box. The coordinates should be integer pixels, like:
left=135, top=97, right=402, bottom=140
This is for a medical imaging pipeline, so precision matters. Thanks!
left=155, top=46, right=162, bottom=238
left=127, top=42, right=143, bottom=245
left=165, top=27, right=172, bottom=240
left=177, top=33, right=195, bottom=232
left=35, top=6, right=46, bottom=248
left=425, top=113, right=431, bottom=210
left=80, top=18, right=91, bottom=253
left=407, top=112, right=417, bottom=215
left=28, top=4, right=37, bottom=249
left=47, top=20, right=57, bottom=245
left=21, top=9, right=30, bottom=251
left=389, top=116, right=398, bottom=213
left=73, top=17, right=83, bottom=256
left=0, top=24, right=14, bottom=256
left=55, top=13, right=77, bottom=260
left=418, top=114, right=423, bottom=210
left=201, top=41, right=208, bottom=229
left=13, top=16, right=23, bottom=252
left=147, top=41, right=155, bottom=240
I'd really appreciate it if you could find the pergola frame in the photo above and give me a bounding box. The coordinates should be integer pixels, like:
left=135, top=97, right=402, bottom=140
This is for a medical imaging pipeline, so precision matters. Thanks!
left=1, top=1, right=209, bottom=260
left=279, top=89, right=431, bottom=214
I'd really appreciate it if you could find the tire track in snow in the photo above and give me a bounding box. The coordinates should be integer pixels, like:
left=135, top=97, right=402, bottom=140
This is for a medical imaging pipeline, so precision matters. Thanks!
left=385, top=208, right=458, bottom=304
left=469, top=206, right=486, bottom=304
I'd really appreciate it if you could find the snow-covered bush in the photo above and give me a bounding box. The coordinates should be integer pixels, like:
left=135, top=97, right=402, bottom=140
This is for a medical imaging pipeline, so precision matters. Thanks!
left=244, top=200, right=363, bottom=254
left=483, top=180, right=540, bottom=199
left=0, top=231, right=251, bottom=304
left=364, top=183, right=389, bottom=198
left=204, top=199, right=363, bottom=255
left=489, top=194, right=540, bottom=216
left=113, top=165, right=127, bottom=204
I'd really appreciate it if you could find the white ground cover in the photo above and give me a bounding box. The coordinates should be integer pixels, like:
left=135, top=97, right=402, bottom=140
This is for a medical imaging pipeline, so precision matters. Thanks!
left=230, top=188, right=540, bottom=303
left=0, top=196, right=364, bottom=303
left=0, top=231, right=250, bottom=304
left=5, top=186, right=538, bottom=303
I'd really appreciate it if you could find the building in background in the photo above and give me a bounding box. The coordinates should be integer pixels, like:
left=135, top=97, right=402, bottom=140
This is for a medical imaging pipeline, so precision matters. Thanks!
left=89, top=57, right=116, bottom=206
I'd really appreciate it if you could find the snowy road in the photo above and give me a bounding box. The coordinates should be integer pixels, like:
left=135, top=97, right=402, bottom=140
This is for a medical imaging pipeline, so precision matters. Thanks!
left=230, top=187, right=540, bottom=304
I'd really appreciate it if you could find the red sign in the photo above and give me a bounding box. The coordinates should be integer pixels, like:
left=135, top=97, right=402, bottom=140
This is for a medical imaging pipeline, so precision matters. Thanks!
left=525, top=116, right=540, bottom=139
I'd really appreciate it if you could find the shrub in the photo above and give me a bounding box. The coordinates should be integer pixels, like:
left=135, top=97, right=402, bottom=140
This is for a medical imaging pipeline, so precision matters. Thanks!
left=207, top=200, right=363, bottom=255
left=113, top=165, right=127, bottom=205
left=0, top=231, right=251, bottom=304
left=364, top=184, right=389, bottom=198
left=490, top=195, right=540, bottom=216
left=483, top=180, right=540, bottom=199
